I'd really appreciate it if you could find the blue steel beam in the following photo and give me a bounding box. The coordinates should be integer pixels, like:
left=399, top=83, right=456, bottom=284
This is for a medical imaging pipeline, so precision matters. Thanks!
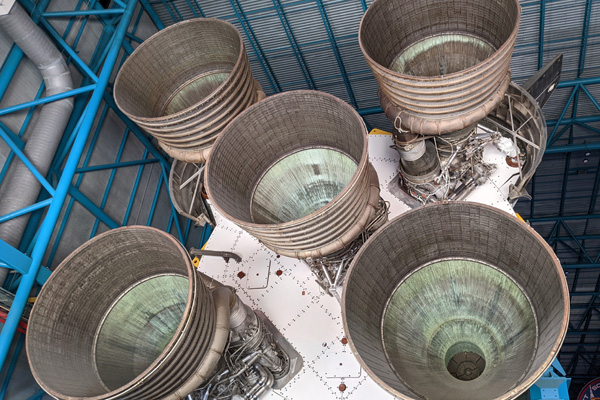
left=576, top=296, right=598, bottom=331
left=548, top=86, right=578, bottom=146
left=563, top=264, right=600, bottom=270
left=571, top=155, right=600, bottom=287
left=89, top=128, right=131, bottom=238
left=538, top=0, right=545, bottom=69
left=0, top=0, right=137, bottom=372
left=567, top=331, right=600, bottom=336
left=0, top=85, right=95, bottom=116
left=43, top=105, right=105, bottom=267
left=67, top=186, right=120, bottom=231
left=138, top=0, right=165, bottom=29
left=314, top=0, right=357, bottom=107
left=122, top=149, right=149, bottom=225
left=0, top=126, right=56, bottom=196
left=548, top=233, right=600, bottom=242
left=74, top=158, right=159, bottom=173
left=530, top=174, right=537, bottom=217
left=0, top=240, right=35, bottom=278
left=0, top=240, right=50, bottom=285
left=48, top=2, right=123, bottom=176
left=182, top=0, right=199, bottom=18
left=42, top=9, right=125, bottom=17
left=580, top=85, right=600, bottom=112
left=549, top=115, right=600, bottom=126
left=0, top=46, right=23, bottom=101
left=125, top=32, right=144, bottom=44
left=0, top=334, right=24, bottom=400
left=561, top=223, right=594, bottom=263
left=575, top=121, right=600, bottom=137
left=147, top=170, right=163, bottom=226
left=0, top=200, right=53, bottom=225
left=41, top=7, right=154, bottom=263
left=190, top=0, right=205, bottom=17
left=229, top=0, right=281, bottom=93
left=0, top=123, right=24, bottom=150
left=26, top=390, right=45, bottom=400
left=271, top=0, right=316, bottom=90
left=155, top=0, right=177, bottom=23
left=164, top=0, right=184, bottom=22
left=159, top=162, right=184, bottom=241
left=16, top=0, right=121, bottom=256
left=2, top=90, right=71, bottom=218
left=578, top=0, right=593, bottom=78
left=569, top=275, right=600, bottom=364
left=554, top=84, right=580, bottom=247
left=530, top=214, right=600, bottom=222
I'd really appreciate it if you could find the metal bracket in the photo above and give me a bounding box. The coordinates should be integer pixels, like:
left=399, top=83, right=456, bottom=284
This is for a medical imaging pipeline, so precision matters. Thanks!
left=189, top=248, right=242, bottom=263
left=0, top=0, right=15, bottom=15
left=0, top=239, right=51, bottom=285
left=522, top=54, right=563, bottom=108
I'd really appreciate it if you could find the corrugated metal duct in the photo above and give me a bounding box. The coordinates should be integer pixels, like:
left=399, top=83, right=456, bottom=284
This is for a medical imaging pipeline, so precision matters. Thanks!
left=0, top=2, right=73, bottom=284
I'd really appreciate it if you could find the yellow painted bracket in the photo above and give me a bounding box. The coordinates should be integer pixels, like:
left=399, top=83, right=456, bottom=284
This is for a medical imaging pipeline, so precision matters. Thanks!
left=515, top=213, right=526, bottom=223
left=369, top=128, right=392, bottom=136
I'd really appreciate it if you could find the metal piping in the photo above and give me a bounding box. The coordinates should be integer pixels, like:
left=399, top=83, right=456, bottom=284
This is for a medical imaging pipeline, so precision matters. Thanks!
left=168, top=285, right=231, bottom=400
left=0, top=2, right=73, bottom=283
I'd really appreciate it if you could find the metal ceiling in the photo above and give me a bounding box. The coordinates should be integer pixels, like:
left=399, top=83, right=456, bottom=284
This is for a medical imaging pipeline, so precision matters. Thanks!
left=134, top=0, right=600, bottom=394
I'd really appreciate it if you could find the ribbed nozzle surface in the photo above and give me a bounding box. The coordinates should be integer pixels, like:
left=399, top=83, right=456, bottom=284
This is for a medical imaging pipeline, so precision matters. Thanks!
left=342, top=202, right=569, bottom=400
left=26, top=227, right=217, bottom=400
left=205, top=90, right=381, bottom=259
left=113, top=18, right=261, bottom=162
left=359, top=0, right=520, bottom=134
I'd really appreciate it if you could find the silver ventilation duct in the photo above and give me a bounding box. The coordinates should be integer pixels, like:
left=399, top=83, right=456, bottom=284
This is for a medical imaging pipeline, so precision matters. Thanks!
left=113, top=18, right=264, bottom=163
left=359, top=0, right=520, bottom=135
left=342, top=202, right=569, bottom=400
left=0, top=2, right=73, bottom=284
left=205, top=90, right=383, bottom=259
